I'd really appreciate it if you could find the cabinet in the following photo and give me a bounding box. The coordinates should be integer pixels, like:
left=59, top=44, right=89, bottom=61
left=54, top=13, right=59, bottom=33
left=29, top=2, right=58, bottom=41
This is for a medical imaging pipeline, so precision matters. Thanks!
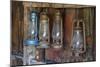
left=11, top=1, right=96, bottom=66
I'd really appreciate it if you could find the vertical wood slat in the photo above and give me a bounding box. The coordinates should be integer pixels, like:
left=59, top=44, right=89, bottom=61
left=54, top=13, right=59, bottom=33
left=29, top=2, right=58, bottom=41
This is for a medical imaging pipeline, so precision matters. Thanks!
left=12, top=1, right=24, bottom=53
left=23, top=6, right=29, bottom=40
left=92, top=8, right=96, bottom=60
left=23, top=6, right=28, bottom=65
left=64, top=8, right=75, bottom=49
left=83, top=7, right=96, bottom=61
left=12, top=1, right=19, bottom=51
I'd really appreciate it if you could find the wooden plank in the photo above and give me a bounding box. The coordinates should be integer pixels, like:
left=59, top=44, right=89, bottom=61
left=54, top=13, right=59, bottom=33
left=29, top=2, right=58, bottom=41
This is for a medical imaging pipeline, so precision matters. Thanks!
left=23, top=2, right=95, bottom=8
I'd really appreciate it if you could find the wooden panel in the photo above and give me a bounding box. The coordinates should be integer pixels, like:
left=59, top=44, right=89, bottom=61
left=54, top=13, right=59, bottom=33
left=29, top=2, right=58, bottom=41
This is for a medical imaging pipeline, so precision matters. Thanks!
left=23, top=2, right=95, bottom=8
left=11, top=1, right=24, bottom=66
left=45, top=48, right=63, bottom=62
left=64, top=8, right=75, bottom=49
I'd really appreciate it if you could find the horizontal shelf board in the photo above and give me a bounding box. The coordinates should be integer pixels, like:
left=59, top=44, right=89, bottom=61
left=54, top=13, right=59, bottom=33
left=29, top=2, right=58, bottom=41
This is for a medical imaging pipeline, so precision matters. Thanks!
left=23, top=1, right=95, bottom=8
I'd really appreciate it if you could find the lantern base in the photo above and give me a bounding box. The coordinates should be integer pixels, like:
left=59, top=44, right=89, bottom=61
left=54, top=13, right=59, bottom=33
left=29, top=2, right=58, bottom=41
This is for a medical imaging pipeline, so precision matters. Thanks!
left=24, top=39, right=39, bottom=46
left=37, top=41, right=49, bottom=48
left=51, top=43, right=63, bottom=49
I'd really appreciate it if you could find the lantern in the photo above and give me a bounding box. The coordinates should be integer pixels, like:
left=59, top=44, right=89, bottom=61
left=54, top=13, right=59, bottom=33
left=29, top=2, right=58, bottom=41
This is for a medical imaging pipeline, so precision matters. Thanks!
left=23, top=8, right=39, bottom=65
left=71, top=20, right=86, bottom=57
left=38, top=8, right=50, bottom=48
left=52, top=9, right=63, bottom=49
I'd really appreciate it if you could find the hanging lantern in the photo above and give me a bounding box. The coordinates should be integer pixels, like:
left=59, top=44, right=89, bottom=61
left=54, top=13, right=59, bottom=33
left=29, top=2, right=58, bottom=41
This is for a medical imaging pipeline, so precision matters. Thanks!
left=52, top=9, right=63, bottom=49
left=38, top=8, right=50, bottom=48
left=71, top=20, right=86, bottom=56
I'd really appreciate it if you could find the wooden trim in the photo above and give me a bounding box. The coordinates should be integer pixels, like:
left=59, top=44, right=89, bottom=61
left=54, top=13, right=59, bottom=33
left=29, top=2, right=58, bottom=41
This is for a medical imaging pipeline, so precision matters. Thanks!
left=23, top=2, right=95, bottom=8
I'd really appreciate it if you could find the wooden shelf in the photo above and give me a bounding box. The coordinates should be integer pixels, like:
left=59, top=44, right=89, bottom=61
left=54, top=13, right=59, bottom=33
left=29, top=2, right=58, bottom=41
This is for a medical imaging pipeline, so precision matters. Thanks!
left=23, top=2, right=95, bottom=8
left=11, top=1, right=96, bottom=66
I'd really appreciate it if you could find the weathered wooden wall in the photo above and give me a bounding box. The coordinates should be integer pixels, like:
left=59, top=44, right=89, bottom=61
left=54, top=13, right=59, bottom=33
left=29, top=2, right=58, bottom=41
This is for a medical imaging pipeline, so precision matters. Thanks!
left=11, top=1, right=96, bottom=66
left=11, top=1, right=24, bottom=66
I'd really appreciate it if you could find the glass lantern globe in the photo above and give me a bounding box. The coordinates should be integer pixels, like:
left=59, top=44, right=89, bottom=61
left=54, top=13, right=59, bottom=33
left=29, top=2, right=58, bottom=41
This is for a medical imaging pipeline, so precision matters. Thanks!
left=39, top=8, right=50, bottom=48
left=52, top=9, right=63, bottom=49
left=71, top=20, right=86, bottom=57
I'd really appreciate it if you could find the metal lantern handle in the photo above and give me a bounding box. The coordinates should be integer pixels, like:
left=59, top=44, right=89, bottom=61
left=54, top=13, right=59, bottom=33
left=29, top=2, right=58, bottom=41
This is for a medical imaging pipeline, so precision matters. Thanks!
left=79, top=20, right=86, bottom=53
